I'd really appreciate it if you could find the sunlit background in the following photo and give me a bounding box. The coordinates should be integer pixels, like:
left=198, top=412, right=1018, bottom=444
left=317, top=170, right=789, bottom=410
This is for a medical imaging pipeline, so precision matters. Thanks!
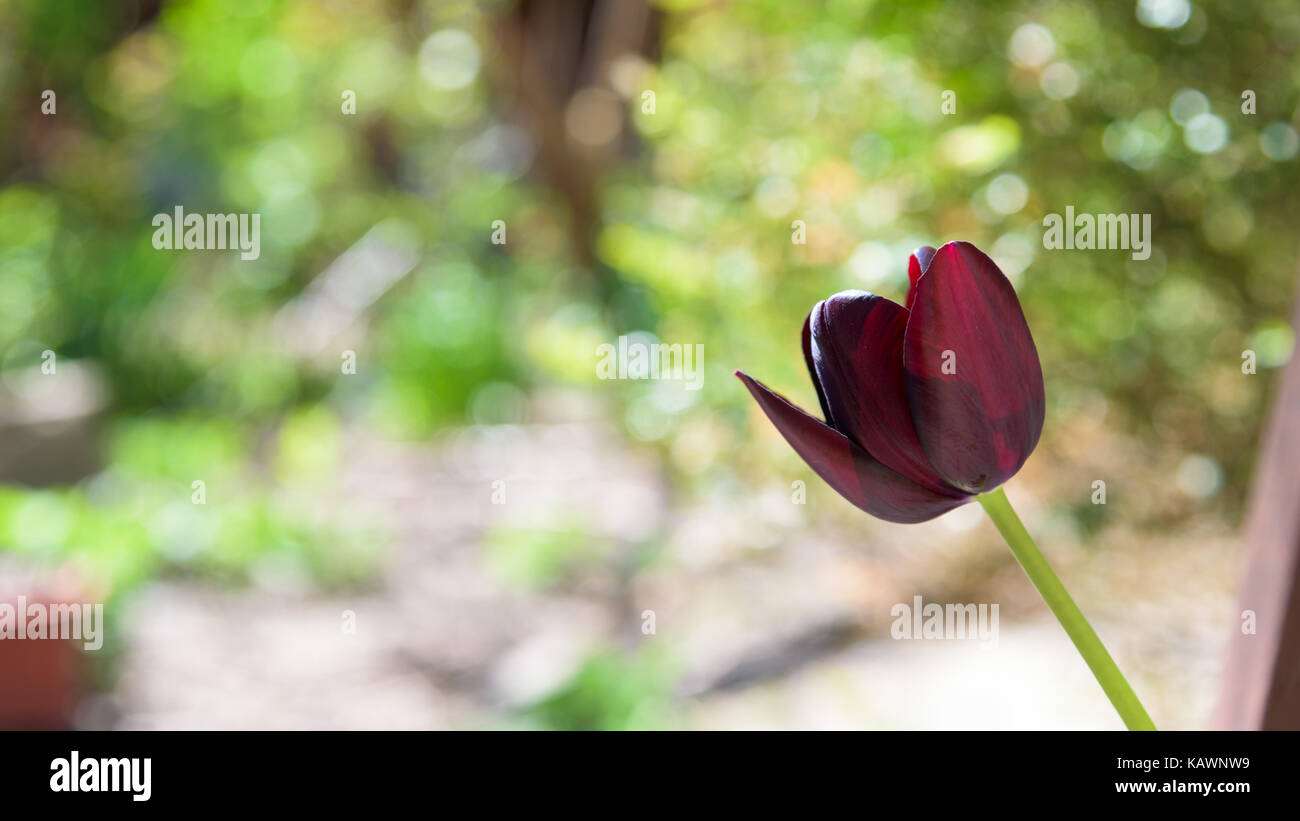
left=0, top=0, right=1296, bottom=729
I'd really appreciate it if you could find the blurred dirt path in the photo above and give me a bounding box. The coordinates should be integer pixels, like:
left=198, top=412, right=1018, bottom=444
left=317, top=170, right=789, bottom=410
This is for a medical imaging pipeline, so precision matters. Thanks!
left=108, top=415, right=1238, bottom=729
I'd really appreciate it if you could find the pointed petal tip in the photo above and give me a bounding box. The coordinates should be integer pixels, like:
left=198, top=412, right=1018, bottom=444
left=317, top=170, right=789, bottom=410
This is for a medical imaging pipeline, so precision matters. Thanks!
left=931, top=240, right=1004, bottom=274
left=907, top=246, right=939, bottom=311
left=736, top=369, right=970, bottom=523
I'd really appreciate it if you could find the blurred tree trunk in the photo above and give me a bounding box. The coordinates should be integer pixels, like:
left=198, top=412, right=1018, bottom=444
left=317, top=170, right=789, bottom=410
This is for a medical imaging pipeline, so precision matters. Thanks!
left=1215, top=271, right=1300, bottom=729
left=491, top=0, right=660, bottom=294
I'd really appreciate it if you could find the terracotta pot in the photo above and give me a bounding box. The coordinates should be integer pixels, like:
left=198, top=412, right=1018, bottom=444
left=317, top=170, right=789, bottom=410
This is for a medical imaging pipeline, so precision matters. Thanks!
left=0, top=578, right=88, bottom=730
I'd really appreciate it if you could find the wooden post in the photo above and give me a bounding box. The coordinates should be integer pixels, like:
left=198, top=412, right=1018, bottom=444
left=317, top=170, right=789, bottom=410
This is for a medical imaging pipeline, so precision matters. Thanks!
left=1214, top=280, right=1300, bottom=729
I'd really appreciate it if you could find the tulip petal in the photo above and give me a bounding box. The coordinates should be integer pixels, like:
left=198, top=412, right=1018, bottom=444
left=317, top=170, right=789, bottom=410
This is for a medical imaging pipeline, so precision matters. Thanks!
left=801, top=313, right=833, bottom=424
left=808, top=292, right=957, bottom=495
left=736, top=371, right=969, bottom=523
left=906, top=246, right=936, bottom=312
left=903, top=241, right=1045, bottom=493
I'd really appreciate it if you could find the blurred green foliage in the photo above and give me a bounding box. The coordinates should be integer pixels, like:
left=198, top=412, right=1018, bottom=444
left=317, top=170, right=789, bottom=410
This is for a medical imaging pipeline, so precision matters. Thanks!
left=520, top=646, right=679, bottom=731
left=585, top=0, right=1300, bottom=532
left=0, top=411, right=384, bottom=599
left=484, top=514, right=601, bottom=589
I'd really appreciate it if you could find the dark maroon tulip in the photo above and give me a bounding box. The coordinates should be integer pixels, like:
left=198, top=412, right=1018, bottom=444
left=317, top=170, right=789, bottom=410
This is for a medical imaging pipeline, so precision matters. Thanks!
left=736, top=241, right=1044, bottom=523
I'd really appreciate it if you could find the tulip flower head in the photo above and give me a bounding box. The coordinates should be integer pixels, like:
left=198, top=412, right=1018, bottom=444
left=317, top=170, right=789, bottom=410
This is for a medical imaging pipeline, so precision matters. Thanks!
left=736, top=241, right=1044, bottom=523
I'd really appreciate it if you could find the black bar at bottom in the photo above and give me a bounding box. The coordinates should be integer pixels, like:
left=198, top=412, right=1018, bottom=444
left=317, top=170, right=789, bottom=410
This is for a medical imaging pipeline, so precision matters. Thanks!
left=0, top=730, right=1284, bottom=808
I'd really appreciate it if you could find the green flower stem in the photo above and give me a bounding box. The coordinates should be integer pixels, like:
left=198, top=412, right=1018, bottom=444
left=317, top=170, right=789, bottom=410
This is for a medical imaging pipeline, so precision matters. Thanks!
left=976, top=487, right=1157, bottom=731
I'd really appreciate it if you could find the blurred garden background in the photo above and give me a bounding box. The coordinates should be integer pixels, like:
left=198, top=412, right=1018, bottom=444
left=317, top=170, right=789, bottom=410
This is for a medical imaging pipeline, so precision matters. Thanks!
left=0, top=0, right=1297, bottom=729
